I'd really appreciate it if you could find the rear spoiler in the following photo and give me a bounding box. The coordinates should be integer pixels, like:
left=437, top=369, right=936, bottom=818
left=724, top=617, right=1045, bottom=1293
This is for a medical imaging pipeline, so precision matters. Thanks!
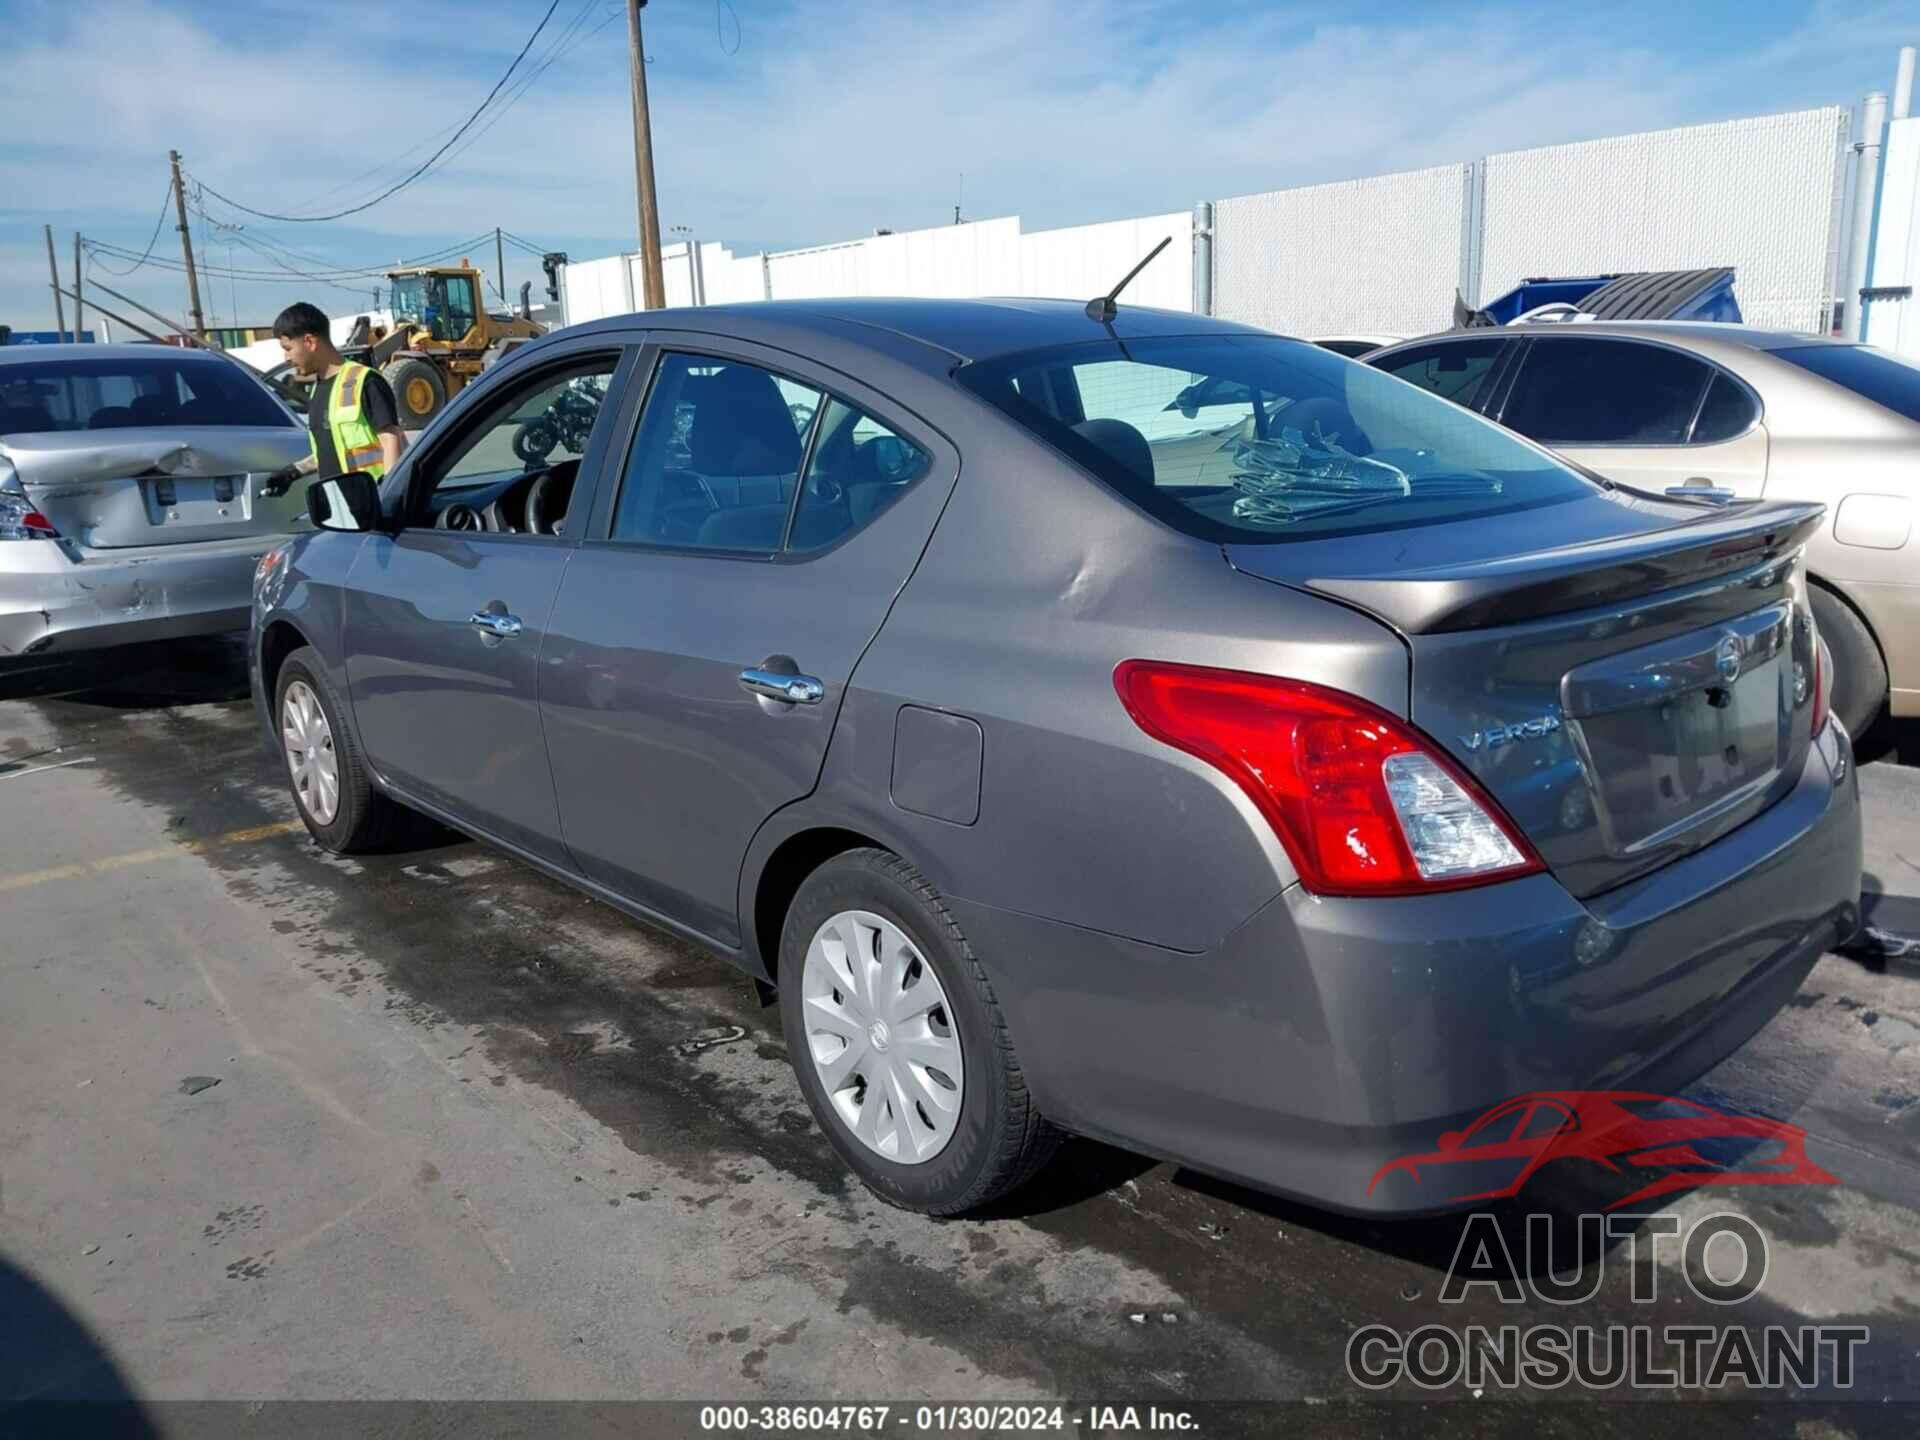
left=1286, top=500, right=1825, bottom=634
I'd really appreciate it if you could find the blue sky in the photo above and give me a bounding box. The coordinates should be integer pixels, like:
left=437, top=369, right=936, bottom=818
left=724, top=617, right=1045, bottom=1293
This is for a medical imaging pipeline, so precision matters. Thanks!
left=0, top=0, right=1914, bottom=332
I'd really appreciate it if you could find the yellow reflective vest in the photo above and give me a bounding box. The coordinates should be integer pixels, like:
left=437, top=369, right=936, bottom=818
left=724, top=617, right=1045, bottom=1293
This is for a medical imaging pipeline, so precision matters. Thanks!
left=313, top=361, right=387, bottom=479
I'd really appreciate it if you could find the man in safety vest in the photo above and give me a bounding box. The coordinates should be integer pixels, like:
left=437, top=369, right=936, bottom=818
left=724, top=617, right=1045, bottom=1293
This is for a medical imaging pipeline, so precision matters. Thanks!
left=262, top=302, right=407, bottom=495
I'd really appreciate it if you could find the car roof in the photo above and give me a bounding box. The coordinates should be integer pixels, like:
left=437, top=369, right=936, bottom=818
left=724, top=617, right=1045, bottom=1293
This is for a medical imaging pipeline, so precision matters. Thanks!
left=0, top=342, right=239, bottom=367
left=1382, top=320, right=1842, bottom=356
left=563, top=297, right=1271, bottom=366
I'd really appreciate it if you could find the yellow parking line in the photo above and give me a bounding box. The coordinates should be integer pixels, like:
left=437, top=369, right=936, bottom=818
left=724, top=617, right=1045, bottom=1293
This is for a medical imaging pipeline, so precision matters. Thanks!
left=0, top=819, right=306, bottom=893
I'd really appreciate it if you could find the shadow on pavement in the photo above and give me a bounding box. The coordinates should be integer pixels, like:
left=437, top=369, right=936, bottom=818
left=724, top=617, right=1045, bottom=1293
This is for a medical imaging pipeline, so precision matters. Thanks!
left=0, top=634, right=250, bottom=709
left=0, top=1255, right=155, bottom=1436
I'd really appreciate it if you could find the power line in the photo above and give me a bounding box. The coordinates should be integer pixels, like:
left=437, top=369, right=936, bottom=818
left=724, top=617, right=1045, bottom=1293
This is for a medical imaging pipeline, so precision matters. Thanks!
left=85, top=182, right=177, bottom=276
left=428, top=2, right=619, bottom=179
left=188, top=0, right=563, bottom=223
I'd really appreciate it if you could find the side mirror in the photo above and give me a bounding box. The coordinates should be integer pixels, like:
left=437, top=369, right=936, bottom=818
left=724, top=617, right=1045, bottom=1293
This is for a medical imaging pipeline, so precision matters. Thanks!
left=308, top=471, right=385, bottom=533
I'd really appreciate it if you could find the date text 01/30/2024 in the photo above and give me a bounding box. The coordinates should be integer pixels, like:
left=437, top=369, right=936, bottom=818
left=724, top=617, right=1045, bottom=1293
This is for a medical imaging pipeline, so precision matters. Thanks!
left=696, top=1404, right=1199, bottom=1431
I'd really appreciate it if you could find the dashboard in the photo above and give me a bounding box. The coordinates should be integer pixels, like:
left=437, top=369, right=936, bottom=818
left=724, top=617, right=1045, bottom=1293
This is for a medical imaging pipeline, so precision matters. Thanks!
left=426, top=460, right=580, bottom=537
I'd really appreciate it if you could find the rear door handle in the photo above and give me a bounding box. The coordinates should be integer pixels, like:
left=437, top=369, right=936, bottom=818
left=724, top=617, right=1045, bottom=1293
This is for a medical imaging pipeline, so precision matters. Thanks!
left=740, top=668, right=824, bottom=705
left=468, top=610, right=524, bottom=638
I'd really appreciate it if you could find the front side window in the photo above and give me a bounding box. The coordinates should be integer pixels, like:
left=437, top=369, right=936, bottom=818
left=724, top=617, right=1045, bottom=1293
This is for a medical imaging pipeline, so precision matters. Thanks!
left=959, top=335, right=1589, bottom=543
left=1773, top=342, right=1920, bottom=425
left=412, top=355, right=618, bottom=531
left=1499, top=338, right=1713, bottom=445
left=1370, top=338, right=1507, bottom=408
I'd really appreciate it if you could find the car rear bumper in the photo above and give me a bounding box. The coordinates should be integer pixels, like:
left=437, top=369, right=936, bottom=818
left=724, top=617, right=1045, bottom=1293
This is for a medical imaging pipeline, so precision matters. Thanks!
left=948, top=722, right=1862, bottom=1216
left=0, top=534, right=284, bottom=661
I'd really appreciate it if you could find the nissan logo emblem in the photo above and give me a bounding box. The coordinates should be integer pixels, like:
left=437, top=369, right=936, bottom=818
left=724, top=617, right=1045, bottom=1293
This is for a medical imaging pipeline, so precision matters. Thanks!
left=1716, top=634, right=1743, bottom=683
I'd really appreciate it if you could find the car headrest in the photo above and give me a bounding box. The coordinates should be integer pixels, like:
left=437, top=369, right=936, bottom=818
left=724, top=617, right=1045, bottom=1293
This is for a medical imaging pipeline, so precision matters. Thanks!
left=87, top=406, right=137, bottom=430
left=1071, top=418, right=1156, bottom=501
left=0, top=403, right=57, bottom=435
left=687, top=367, right=803, bottom=477
left=128, top=394, right=177, bottom=423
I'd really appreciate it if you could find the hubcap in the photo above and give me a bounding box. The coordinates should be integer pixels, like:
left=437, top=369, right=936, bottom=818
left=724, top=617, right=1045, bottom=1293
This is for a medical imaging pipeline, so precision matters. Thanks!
left=801, top=909, right=963, bottom=1164
left=405, top=377, right=435, bottom=415
left=281, top=679, right=340, bottom=825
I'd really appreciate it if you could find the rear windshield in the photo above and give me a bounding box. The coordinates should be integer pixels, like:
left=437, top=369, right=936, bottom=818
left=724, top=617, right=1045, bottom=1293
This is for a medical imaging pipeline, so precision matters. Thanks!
left=0, top=355, right=294, bottom=434
left=954, top=335, right=1592, bottom=543
left=1773, top=343, right=1920, bottom=425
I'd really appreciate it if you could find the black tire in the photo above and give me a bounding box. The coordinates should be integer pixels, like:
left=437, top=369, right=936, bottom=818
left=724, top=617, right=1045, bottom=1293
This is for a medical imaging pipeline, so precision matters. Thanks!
left=512, top=420, right=558, bottom=466
left=274, top=646, right=407, bottom=853
left=383, top=357, right=448, bottom=427
left=778, top=849, right=1060, bottom=1216
left=1810, top=585, right=1886, bottom=739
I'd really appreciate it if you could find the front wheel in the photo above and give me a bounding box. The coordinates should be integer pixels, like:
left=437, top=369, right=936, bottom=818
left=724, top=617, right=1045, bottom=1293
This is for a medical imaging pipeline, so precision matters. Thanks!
left=275, top=647, right=407, bottom=853
left=779, top=849, right=1060, bottom=1215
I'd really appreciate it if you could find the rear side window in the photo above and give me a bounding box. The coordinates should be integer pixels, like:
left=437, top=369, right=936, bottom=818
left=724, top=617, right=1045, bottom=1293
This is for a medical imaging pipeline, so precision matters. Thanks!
left=1773, top=343, right=1920, bottom=424
left=1499, top=338, right=1713, bottom=444
left=0, top=356, right=293, bottom=433
left=957, top=334, right=1591, bottom=544
left=613, top=354, right=823, bottom=551
left=612, top=353, right=931, bottom=555
left=1691, top=372, right=1759, bottom=443
left=1370, top=338, right=1506, bottom=409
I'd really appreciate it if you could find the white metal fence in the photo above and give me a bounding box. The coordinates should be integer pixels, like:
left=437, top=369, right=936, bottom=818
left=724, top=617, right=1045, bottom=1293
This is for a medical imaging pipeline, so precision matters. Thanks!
left=1211, top=165, right=1469, bottom=337
left=1478, top=107, right=1851, bottom=333
left=565, top=105, right=1860, bottom=342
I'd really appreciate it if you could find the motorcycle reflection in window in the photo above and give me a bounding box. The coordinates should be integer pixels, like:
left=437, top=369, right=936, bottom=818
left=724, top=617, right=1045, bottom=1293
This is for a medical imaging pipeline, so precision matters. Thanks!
left=513, top=376, right=608, bottom=466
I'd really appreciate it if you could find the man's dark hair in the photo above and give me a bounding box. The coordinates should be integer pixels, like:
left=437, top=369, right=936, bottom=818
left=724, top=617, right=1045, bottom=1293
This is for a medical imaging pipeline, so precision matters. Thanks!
left=272, top=302, right=330, bottom=341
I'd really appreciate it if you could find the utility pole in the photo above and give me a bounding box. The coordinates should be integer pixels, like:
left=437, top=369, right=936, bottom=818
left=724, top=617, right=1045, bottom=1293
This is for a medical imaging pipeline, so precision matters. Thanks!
left=72, top=232, right=85, bottom=340
left=44, top=225, right=68, bottom=340
left=169, top=149, right=206, bottom=341
left=625, top=0, right=666, bottom=309
left=495, top=226, right=507, bottom=304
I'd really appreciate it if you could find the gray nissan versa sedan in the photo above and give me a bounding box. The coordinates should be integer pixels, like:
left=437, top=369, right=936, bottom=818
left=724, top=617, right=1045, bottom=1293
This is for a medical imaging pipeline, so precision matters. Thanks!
left=249, top=299, right=1862, bottom=1217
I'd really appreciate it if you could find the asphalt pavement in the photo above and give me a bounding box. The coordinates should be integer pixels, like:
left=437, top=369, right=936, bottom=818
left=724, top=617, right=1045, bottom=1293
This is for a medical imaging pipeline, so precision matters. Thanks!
left=2, top=636, right=1919, bottom=1437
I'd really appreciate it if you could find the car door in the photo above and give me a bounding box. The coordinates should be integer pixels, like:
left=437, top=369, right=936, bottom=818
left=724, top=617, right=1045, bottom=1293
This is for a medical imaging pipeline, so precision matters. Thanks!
left=1489, top=335, right=1768, bottom=495
left=342, top=343, right=630, bottom=862
left=539, top=338, right=959, bottom=944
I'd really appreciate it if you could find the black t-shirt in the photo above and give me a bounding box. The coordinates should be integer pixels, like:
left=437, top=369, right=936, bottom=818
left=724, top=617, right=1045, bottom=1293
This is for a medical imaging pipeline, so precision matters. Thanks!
left=306, top=367, right=400, bottom=478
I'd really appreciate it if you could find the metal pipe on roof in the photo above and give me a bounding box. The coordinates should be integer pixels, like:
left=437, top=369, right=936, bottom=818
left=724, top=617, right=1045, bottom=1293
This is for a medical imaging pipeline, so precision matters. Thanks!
left=1895, top=46, right=1916, bottom=121
left=1192, top=202, right=1213, bottom=317
left=1844, top=90, right=1888, bottom=340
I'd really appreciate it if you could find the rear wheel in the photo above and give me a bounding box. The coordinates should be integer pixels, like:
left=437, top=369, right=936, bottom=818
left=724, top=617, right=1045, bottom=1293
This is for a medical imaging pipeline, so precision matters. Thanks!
left=276, top=647, right=406, bottom=853
left=778, top=849, right=1059, bottom=1216
left=384, top=357, right=448, bottom=428
left=1810, top=585, right=1886, bottom=738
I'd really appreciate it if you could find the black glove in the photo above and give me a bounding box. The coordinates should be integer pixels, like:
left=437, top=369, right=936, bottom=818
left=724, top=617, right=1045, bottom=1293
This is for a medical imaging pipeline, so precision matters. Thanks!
left=261, top=464, right=303, bottom=498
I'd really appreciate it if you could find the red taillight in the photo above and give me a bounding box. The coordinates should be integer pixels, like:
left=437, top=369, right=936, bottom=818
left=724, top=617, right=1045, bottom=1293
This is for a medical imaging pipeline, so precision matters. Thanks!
left=1810, top=635, right=1831, bottom=738
left=1114, top=660, right=1543, bottom=897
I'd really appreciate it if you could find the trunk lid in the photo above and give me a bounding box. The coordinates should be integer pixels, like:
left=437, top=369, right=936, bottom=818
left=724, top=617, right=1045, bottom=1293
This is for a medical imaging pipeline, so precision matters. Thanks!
left=0, top=428, right=309, bottom=548
left=1227, top=489, right=1826, bottom=897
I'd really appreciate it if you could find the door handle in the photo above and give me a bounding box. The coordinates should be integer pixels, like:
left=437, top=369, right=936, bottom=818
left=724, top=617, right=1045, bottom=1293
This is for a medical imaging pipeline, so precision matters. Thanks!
left=740, top=668, right=825, bottom=705
left=468, top=610, right=524, bottom=637
left=1664, top=481, right=1739, bottom=506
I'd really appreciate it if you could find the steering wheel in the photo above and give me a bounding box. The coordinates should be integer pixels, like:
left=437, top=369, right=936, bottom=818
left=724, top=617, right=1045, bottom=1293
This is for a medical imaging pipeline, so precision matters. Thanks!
left=525, top=460, right=580, bottom=536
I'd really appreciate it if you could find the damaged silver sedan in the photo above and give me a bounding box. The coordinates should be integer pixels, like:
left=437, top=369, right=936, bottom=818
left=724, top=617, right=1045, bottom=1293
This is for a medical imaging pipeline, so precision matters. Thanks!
left=0, top=343, right=308, bottom=661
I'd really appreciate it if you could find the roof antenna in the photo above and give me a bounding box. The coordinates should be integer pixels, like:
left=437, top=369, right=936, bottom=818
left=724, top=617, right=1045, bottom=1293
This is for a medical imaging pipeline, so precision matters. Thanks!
left=1086, top=235, right=1172, bottom=322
